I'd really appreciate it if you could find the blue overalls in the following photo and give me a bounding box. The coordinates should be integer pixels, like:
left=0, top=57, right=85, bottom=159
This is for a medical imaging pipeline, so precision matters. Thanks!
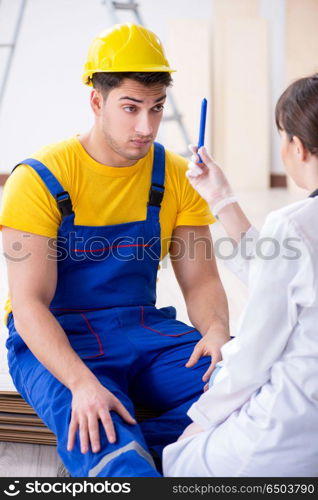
left=6, top=142, right=211, bottom=477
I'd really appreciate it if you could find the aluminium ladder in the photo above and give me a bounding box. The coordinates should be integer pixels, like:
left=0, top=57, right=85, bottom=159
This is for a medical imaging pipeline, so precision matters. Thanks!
left=0, top=0, right=191, bottom=156
left=0, top=0, right=27, bottom=111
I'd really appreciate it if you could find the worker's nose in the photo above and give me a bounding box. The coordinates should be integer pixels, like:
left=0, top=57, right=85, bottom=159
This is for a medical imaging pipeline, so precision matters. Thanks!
left=135, top=113, right=153, bottom=137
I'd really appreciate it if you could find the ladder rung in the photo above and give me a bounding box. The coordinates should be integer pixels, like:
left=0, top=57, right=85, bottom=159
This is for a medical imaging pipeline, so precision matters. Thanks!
left=112, top=1, right=138, bottom=10
left=163, top=114, right=182, bottom=122
left=0, top=44, right=14, bottom=48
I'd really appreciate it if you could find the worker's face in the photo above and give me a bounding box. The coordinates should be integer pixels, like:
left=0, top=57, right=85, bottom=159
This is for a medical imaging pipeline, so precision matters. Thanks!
left=94, top=79, right=166, bottom=161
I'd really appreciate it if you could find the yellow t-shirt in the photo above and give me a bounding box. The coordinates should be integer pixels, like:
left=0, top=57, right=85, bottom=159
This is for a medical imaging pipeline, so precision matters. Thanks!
left=0, top=135, right=215, bottom=323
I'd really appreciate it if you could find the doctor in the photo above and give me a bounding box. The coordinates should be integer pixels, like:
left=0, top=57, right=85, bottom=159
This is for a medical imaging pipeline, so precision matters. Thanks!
left=163, top=74, right=318, bottom=477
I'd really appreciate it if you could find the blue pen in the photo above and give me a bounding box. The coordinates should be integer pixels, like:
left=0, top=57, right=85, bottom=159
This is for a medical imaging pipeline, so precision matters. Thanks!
left=197, top=98, right=207, bottom=163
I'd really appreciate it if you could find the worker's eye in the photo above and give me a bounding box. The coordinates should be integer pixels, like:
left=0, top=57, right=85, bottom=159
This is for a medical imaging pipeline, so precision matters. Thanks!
left=123, top=106, right=136, bottom=113
left=153, top=104, right=164, bottom=112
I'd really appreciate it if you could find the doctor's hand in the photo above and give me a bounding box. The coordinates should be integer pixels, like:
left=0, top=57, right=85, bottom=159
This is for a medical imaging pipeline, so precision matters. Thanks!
left=185, top=328, right=229, bottom=382
left=67, top=377, right=137, bottom=454
left=187, top=145, right=234, bottom=208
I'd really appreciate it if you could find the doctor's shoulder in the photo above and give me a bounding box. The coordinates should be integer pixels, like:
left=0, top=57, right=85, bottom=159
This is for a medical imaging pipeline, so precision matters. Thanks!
left=263, top=196, right=318, bottom=244
left=258, top=197, right=318, bottom=272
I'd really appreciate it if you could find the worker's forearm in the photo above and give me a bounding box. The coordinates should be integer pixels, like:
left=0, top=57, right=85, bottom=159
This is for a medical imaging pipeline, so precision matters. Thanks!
left=12, top=302, right=96, bottom=391
left=213, top=202, right=252, bottom=244
left=185, top=280, right=229, bottom=336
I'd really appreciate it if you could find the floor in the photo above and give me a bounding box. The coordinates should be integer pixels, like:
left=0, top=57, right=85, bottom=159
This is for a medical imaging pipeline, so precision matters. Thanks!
left=0, top=187, right=304, bottom=477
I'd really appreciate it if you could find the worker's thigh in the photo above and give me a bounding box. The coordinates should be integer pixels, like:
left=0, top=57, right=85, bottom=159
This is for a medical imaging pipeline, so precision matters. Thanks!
left=128, top=307, right=210, bottom=411
left=5, top=313, right=157, bottom=477
left=127, top=307, right=211, bottom=450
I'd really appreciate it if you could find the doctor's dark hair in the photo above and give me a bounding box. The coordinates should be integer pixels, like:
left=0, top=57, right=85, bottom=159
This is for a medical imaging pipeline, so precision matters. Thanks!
left=91, top=72, right=173, bottom=98
left=275, top=74, right=318, bottom=156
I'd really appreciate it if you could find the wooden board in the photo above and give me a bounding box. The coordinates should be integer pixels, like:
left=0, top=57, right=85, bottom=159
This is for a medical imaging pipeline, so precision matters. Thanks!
left=0, top=412, right=45, bottom=426
left=0, top=390, right=161, bottom=445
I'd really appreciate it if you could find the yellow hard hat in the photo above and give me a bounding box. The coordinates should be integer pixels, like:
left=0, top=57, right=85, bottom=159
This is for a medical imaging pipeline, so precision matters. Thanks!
left=82, top=23, right=175, bottom=86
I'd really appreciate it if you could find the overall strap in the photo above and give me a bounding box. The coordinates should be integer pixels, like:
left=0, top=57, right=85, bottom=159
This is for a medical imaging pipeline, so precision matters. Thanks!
left=12, top=158, right=73, bottom=218
left=147, top=142, right=165, bottom=218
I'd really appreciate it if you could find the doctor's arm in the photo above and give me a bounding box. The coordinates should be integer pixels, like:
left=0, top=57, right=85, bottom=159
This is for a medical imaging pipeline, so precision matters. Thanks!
left=187, top=146, right=259, bottom=284
left=187, top=145, right=252, bottom=243
left=2, top=227, right=136, bottom=453
left=170, top=224, right=230, bottom=381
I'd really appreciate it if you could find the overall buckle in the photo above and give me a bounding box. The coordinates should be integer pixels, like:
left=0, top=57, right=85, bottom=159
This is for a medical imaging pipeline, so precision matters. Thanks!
left=55, top=191, right=74, bottom=218
left=148, top=183, right=164, bottom=207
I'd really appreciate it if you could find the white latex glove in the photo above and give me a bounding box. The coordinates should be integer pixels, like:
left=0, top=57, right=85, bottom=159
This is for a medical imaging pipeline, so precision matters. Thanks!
left=186, top=145, right=234, bottom=208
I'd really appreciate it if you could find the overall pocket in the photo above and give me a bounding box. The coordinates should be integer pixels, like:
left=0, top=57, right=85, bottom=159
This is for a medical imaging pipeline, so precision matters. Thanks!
left=140, top=306, right=199, bottom=338
left=57, top=312, right=105, bottom=359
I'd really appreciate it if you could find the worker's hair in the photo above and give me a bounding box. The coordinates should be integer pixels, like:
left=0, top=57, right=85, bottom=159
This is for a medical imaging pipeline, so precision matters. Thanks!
left=91, top=72, right=173, bottom=97
left=275, top=74, right=318, bottom=156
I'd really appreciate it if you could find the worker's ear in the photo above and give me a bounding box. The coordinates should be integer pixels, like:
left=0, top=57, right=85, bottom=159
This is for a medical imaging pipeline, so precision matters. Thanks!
left=90, top=89, right=104, bottom=116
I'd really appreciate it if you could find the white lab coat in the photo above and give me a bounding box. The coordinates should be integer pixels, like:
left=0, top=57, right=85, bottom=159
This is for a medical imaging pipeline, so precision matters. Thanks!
left=163, top=197, right=318, bottom=477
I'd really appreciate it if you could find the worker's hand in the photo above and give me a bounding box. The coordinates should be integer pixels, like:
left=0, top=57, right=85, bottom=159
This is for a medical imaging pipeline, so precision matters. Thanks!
left=177, top=422, right=204, bottom=441
left=185, top=328, right=230, bottom=382
left=67, top=378, right=137, bottom=454
left=186, top=145, right=234, bottom=207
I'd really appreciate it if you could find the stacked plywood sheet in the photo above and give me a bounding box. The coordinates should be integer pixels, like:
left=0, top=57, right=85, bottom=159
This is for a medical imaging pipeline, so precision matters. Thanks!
left=0, top=374, right=160, bottom=446
left=0, top=372, right=56, bottom=444
left=0, top=390, right=56, bottom=445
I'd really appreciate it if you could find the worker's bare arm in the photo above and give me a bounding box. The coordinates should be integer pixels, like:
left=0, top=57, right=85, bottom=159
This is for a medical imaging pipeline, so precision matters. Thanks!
left=170, top=225, right=230, bottom=380
left=3, top=226, right=96, bottom=389
left=2, top=227, right=136, bottom=453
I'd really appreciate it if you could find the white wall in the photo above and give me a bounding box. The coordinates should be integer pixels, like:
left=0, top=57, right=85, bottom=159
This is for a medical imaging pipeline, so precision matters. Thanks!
left=260, top=0, right=286, bottom=174
left=0, top=0, right=213, bottom=172
left=0, top=0, right=292, bottom=177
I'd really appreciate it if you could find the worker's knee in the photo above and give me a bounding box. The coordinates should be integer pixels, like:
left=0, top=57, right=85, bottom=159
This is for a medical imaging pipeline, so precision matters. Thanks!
left=87, top=441, right=160, bottom=477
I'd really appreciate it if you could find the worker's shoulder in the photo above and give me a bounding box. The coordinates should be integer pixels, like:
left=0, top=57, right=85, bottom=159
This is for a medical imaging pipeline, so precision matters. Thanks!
left=164, top=148, right=188, bottom=180
left=32, top=136, right=77, bottom=174
left=11, top=136, right=77, bottom=186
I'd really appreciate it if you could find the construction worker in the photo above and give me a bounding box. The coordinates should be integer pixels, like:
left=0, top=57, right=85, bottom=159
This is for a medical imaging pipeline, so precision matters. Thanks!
left=0, top=23, right=229, bottom=477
